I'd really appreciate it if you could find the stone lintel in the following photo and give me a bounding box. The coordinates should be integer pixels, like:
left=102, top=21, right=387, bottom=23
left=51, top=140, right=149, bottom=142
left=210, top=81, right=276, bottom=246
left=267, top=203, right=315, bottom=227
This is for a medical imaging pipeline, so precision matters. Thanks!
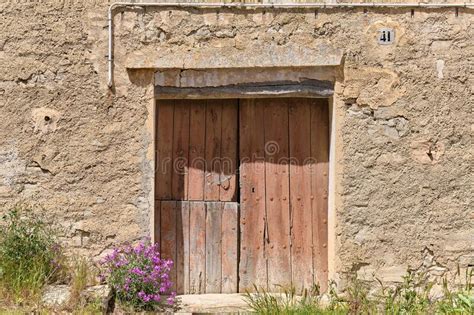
left=126, top=43, right=343, bottom=69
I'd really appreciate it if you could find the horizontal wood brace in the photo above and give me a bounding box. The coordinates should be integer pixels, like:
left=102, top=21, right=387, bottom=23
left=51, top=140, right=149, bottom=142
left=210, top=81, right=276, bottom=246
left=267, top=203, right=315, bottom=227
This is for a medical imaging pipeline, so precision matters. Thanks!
left=155, top=79, right=334, bottom=99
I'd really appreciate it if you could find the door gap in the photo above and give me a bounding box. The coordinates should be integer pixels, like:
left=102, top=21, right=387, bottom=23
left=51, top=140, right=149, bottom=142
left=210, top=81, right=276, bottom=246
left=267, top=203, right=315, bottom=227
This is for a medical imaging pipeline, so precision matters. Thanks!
left=236, top=98, right=241, bottom=293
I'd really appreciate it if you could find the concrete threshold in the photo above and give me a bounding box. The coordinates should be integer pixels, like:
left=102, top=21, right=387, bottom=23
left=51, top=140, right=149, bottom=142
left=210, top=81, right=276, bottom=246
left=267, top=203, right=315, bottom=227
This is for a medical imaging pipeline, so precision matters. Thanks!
left=175, top=293, right=251, bottom=314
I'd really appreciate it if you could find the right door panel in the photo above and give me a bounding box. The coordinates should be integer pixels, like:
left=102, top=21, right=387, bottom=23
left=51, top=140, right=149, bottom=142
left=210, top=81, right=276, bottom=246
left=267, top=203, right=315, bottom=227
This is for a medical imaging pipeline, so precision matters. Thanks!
left=239, top=98, right=329, bottom=292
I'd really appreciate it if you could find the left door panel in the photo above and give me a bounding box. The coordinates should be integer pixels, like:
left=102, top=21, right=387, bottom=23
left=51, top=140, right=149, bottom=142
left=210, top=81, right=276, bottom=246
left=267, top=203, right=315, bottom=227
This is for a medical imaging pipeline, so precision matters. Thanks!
left=155, top=99, right=239, bottom=294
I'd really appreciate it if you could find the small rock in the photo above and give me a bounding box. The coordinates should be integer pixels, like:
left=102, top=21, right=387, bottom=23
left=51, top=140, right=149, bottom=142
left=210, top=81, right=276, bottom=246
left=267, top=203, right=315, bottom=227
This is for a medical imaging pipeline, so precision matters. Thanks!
left=428, top=265, right=447, bottom=277
left=357, top=265, right=376, bottom=282
left=319, top=293, right=331, bottom=307
left=41, top=285, right=71, bottom=308
left=215, top=28, right=236, bottom=38
left=429, top=284, right=445, bottom=301
left=382, top=125, right=400, bottom=140
left=377, top=265, right=408, bottom=282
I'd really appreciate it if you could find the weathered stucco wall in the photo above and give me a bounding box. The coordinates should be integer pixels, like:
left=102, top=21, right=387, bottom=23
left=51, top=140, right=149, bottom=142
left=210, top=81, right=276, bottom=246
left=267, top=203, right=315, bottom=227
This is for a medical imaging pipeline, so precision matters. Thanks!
left=0, top=0, right=472, bottom=287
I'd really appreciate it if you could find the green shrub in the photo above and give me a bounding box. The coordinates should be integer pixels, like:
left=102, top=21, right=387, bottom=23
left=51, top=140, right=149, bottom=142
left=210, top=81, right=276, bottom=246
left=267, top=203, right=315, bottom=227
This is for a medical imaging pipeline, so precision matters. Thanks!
left=0, top=206, right=65, bottom=303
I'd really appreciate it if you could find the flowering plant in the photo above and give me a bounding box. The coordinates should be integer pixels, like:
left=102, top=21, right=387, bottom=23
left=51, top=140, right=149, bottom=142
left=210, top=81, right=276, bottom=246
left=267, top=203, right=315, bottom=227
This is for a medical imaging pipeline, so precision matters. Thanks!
left=100, top=240, right=176, bottom=310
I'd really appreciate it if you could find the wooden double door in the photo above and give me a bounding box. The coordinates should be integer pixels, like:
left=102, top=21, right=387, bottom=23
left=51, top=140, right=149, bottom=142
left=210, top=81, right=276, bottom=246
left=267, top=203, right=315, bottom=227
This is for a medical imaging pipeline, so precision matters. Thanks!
left=155, top=98, right=329, bottom=294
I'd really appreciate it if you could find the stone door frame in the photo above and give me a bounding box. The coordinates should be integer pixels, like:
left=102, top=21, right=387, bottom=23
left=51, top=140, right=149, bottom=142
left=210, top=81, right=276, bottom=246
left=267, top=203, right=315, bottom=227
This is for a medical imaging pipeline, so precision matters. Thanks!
left=145, top=65, right=342, bottom=286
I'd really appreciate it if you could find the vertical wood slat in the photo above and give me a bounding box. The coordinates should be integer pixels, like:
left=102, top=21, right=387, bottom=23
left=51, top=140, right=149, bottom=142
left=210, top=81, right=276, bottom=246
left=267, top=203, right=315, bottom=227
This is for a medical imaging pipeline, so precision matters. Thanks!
left=176, top=201, right=190, bottom=294
left=156, top=101, right=174, bottom=199
left=289, top=99, right=314, bottom=291
left=204, top=101, right=223, bottom=201
left=239, top=99, right=268, bottom=292
left=205, top=202, right=223, bottom=293
left=220, top=101, right=239, bottom=202
left=161, top=201, right=177, bottom=291
left=311, top=99, right=330, bottom=291
left=189, top=201, right=206, bottom=293
left=154, top=201, right=161, bottom=248
left=172, top=101, right=190, bottom=200
left=264, top=98, right=292, bottom=290
left=221, top=202, right=238, bottom=293
left=188, top=101, right=207, bottom=201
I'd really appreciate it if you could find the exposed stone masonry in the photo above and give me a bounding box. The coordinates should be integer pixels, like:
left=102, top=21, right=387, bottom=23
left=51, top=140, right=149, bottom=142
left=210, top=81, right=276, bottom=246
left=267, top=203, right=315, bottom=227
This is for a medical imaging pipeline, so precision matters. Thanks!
left=0, top=0, right=472, bottom=286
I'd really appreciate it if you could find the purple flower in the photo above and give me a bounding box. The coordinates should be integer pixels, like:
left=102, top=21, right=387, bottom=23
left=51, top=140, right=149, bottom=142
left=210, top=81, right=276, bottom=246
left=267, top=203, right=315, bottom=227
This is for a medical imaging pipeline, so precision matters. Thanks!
left=134, top=242, right=145, bottom=254
left=152, top=256, right=161, bottom=264
left=100, top=239, right=175, bottom=309
left=163, top=260, right=173, bottom=269
left=167, top=292, right=176, bottom=305
left=130, top=267, right=145, bottom=276
left=115, top=259, right=128, bottom=267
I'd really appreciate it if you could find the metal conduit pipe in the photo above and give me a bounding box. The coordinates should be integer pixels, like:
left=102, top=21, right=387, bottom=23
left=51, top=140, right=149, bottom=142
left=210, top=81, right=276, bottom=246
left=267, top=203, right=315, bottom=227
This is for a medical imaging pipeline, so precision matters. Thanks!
left=107, top=1, right=473, bottom=87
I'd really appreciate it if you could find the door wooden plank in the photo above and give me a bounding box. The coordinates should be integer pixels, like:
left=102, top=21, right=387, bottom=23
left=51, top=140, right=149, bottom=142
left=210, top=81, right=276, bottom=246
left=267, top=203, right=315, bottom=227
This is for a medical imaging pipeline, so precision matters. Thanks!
left=189, top=201, right=206, bottom=293
left=171, top=101, right=190, bottom=200
left=156, top=101, right=174, bottom=199
left=264, top=98, right=292, bottom=290
left=221, top=202, right=238, bottom=293
left=239, top=99, right=268, bottom=291
left=176, top=201, right=190, bottom=294
left=205, top=202, right=223, bottom=293
left=289, top=99, right=314, bottom=291
left=154, top=201, right=161, bottom=249
left=204, top=101, right=222, bottom=201
left=311, top=99, right=330, bottom=291
left=220, top=101, right=238, bottom=202
left=161, top=200, right=177, bottom=291
left=188, top=101, right=207, bottom=201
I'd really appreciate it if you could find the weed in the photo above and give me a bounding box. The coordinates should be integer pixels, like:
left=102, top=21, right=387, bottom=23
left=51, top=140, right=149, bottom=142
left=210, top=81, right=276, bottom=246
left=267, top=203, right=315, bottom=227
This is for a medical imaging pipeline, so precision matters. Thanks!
left=72, top=297, right=103, bottom=315
left=342, top=276, right=377, bottom=314
left=436, top=269, right=474, bottom=314
left=68, top=258, right=98, bottom=310
left=244, top=284, right=348, bottom=314
left=0, top=206, right=66, bottom=304
left=244, top=270, right=474, bottom=315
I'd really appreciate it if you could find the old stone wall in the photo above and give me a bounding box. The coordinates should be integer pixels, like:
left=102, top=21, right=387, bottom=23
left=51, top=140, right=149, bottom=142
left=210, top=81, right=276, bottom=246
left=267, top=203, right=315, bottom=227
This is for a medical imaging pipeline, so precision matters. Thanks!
left=0, top=0, right=472, bottom=287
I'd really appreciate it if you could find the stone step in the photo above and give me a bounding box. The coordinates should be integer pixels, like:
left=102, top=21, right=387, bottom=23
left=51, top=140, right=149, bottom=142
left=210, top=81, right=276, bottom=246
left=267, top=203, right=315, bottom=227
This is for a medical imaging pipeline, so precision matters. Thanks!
left=176, top=294, right=251, bottom=314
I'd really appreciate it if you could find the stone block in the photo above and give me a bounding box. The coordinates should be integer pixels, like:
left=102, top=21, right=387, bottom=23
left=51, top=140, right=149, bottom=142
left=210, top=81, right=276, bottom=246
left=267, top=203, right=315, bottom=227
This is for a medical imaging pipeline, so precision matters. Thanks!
left=41, top=285, right=71, bottom=309
left=357, top=265, right=408, bottom=283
